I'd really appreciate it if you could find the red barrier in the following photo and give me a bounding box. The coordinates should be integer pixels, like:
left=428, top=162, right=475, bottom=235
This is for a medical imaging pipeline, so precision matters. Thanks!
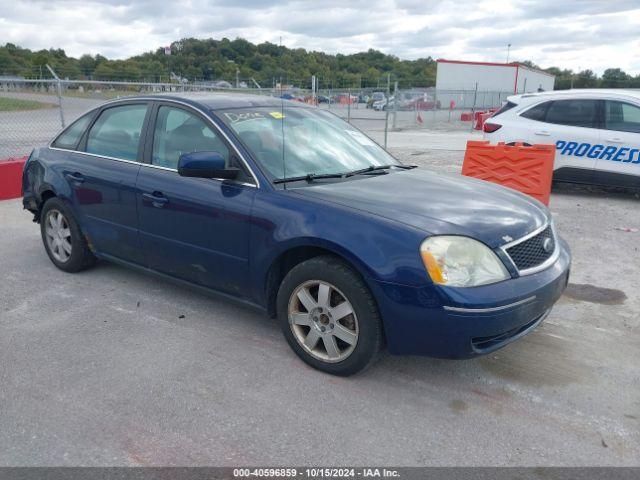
left=460, top=112, right=473, bottom=121
left=0, top=156, right=28, bottom=200
left=462, top=141, right=555, bottom=205
left=474, top=111, right=493, bottom=130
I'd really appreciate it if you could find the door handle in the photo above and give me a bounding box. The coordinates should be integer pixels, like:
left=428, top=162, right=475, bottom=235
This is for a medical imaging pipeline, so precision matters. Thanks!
left=65, top=172, right=85, bottom=183
left=605, top=137, right=623, bottom=143
left=534, top=130, right=551, bottom=136
left=142, top=192, right=169, bottom=208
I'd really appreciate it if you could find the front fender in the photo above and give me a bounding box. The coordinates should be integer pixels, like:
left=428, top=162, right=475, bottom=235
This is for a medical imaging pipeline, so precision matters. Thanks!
left=248, top=189, right=433, bottom=306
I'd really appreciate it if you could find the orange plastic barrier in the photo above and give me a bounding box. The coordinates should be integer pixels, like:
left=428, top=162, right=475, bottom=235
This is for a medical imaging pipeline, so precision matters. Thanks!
left=0, top=156, right=27, bottom=200
left=462, top=141, right=555, bottom=205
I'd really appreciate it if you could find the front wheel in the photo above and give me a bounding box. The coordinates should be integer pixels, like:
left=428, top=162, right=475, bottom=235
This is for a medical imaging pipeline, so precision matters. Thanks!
left=277, top=255, right=383, bottom=376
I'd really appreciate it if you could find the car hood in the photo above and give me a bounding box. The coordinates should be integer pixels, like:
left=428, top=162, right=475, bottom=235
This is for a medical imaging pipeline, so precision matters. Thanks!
left=293, top=168, right=549, bottom=248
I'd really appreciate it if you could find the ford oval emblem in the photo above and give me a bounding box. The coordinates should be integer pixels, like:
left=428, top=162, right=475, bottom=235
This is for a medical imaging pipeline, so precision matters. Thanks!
left=542, top=237, right=553, bottom=253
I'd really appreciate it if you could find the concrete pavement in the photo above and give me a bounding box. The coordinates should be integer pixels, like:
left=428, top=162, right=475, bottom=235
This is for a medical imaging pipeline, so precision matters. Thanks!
left=0, top=153, right=638, bottom=465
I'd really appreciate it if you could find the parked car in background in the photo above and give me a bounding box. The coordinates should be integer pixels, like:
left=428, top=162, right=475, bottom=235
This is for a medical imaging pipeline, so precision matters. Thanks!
left=23, top=94, right=571, bottom=376
left=367, top=92, right=385, bottom=108
left=405, top=95, right=442, bottom=110
left=317, top=95, right=330, bottom=104
left=372, top=96, right=391, bottom=111
left=484, top=89, right=640, bottom=188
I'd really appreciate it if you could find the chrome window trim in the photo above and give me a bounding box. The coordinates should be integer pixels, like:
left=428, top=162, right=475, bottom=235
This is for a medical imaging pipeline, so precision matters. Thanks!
left=48, top=146, right=257, bottom=188
left=500, top=221, right=560, bottom=276
left=443, top=295, right=537, bottom=313
left=47, top=96, right=260, bottom=188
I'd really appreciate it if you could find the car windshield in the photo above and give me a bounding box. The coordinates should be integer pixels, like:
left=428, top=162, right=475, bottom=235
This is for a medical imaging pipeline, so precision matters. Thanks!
left=218, top=106, right=398, bottom=181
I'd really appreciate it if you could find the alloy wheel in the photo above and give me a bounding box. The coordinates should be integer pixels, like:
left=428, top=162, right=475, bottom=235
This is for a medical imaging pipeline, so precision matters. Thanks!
left=45, top=209, right=72, bottom=263
left=288, top=280, right=359, bottom=363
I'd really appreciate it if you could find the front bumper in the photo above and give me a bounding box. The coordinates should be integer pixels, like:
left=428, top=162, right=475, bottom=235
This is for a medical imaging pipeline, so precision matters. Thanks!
left=369, top=237, right=571, bottom=358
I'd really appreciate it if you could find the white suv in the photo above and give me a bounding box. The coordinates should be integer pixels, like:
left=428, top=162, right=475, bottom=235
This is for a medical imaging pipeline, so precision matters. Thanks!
left=483, top=89, right=640, bottom=188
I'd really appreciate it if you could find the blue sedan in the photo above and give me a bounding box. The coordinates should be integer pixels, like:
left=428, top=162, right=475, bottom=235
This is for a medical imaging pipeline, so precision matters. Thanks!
left=22, top=93, right=571, bottom=376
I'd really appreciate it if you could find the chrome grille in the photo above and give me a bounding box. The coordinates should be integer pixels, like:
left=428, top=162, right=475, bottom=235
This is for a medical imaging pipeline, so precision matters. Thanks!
left=505, top=224, right=556, bottom=272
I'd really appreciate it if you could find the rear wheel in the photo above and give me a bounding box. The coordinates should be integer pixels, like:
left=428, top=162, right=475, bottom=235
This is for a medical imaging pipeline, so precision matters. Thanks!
left=40, top=197, right=96, bottom=273
left=277, top=255, right=383, bottom=376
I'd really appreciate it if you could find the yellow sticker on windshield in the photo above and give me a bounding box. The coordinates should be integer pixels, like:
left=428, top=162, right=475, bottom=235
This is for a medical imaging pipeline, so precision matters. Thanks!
left=269, top=111, right=285, bottom=119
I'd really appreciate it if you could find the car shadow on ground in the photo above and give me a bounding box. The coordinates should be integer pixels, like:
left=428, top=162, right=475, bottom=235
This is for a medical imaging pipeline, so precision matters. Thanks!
left=552, top=182, right=639, bottom=201
left=86, top=260, right=542, bottom=387
left=86, top=256, right=590, bottom=391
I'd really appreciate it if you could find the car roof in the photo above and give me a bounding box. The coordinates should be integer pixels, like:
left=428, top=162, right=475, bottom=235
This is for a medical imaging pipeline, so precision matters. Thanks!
left=508, top=89, right=640, bottom=104
left=106, top=92, right=312, bottom=111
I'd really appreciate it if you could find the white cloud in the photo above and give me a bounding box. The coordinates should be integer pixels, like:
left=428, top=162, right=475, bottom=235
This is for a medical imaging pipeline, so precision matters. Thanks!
left=1, top=0, right=639, bottom=74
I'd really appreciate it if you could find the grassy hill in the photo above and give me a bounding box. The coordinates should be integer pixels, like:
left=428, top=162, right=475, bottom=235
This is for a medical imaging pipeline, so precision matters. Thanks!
left=1, top=38, right=639, bottom=89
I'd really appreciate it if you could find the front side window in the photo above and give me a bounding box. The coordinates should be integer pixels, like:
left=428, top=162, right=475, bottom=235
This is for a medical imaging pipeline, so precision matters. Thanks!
left=544, top=100, right=598, bottom=128
left=152, top=106, right=230, bottom=170
left=86, top=104, right=148, bottom=161
left=604, top=101, right=640, bottom=133
left=52, top=112, right=94, bottom=150
left=218, top=107, right=398, bottom=180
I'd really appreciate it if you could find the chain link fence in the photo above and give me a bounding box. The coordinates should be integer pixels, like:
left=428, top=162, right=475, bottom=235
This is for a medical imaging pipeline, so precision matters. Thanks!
left=385, top=87, right=513, bottom=131
left=0, top=78, right=275, bottom=159
left=0, top=77, right=513, bottom=160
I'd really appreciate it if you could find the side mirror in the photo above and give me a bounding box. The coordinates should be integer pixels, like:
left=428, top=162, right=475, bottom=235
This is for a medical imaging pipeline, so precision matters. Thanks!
left=177, top=151, right=239, bottom=180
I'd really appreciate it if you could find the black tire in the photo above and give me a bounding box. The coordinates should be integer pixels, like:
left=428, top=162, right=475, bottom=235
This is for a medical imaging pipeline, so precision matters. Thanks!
left=40, top=197, right=96, bottom=273
left=506, top=141, right=532, bottom=147
left=277, top=255, right=383, bottom=376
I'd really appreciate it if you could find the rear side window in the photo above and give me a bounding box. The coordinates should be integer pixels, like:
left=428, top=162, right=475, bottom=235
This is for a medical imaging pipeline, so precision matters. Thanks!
left=86, top=104, right=148, bottom=161
left=520, top=102, right=549, bottom=121
left=604, top=101, right=640, bottom=133
left=493, top=101, right=517, bottom=117
left=544, top=100, right=598, bottom=128
left=52, top=113, right=93, bottom=150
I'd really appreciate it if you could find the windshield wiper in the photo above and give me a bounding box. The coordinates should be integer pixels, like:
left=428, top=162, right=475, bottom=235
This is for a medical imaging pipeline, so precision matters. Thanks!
left=273, top=164, right=418, bottom=184
left=273, top=172, right=346, bottom=184
left=345, top=164, right=417, bottom=177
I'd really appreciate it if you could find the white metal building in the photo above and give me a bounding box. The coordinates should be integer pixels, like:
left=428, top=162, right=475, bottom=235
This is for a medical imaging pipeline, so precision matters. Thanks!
left=436, top=59, right=555, bottom=94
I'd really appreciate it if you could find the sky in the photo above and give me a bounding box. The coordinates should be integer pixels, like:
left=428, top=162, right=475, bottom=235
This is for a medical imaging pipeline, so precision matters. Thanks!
left=1, top=0, right=640, bottom=75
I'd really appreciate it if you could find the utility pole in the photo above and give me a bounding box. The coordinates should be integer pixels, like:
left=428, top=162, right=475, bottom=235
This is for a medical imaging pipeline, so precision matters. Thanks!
left=46, top=64, right=65, bottom=128
left=506, top=43, right=511, bottom=63
left=392, top=81, right=398, bottom=130
left=311, top=75, right=316, bottom=105
left=384, top=73, right=391, bottom=149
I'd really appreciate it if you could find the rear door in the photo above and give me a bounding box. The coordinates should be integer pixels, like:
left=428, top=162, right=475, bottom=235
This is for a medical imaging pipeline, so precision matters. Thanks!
left=595, top=99, right=640, bottom=187
left=69, top=102, right=150, bottom=264
left=135, top=102, right=257, bottom=295
left=525, top=99, right=601, bottom=183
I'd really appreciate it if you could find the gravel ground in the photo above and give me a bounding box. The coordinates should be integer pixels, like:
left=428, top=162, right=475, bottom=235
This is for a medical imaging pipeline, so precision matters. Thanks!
left=1, top=126, right=639, bottom=466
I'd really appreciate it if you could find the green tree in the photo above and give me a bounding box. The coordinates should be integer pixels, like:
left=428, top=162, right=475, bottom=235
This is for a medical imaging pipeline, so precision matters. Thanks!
left=601, top=68, right=630, bottom=88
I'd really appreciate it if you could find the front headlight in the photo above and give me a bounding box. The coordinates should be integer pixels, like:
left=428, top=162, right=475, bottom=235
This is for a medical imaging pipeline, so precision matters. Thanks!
left=420, top=236, right=510, bottom=287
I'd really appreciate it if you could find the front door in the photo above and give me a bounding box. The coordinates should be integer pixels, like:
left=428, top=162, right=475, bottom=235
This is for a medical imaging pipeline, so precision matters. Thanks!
left=136, top=103, right=257, bottom=296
